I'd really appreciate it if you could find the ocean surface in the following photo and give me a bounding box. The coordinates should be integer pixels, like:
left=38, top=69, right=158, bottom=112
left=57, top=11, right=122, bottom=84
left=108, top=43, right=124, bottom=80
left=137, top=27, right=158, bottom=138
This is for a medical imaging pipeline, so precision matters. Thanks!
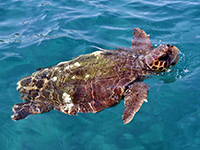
left=0, top=0, right=200, bottom=149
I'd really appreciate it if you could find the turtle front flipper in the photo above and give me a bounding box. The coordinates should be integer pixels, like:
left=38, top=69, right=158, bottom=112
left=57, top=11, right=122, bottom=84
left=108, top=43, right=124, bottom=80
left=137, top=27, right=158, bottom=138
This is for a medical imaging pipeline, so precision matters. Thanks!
left=122, top=82, right=149, bottom=124
left=131, top=28, right=153, bottom=55
left=11, top=101, right=53, bottom=121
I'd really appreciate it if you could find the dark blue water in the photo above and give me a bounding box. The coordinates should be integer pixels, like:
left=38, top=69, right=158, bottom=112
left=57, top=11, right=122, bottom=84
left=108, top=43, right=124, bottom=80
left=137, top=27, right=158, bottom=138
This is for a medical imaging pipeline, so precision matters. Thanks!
left=0, top=0, right=200, bottom=149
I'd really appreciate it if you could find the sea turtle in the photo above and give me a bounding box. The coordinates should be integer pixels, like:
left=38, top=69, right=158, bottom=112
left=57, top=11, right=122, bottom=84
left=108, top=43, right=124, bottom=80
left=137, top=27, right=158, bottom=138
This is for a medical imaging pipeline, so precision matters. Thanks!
left=11, top=28, right=180, bottom=124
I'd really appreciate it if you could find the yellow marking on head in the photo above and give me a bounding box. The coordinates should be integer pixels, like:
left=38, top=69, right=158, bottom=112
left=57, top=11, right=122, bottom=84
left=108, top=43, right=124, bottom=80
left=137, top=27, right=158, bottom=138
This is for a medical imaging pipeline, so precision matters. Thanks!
left=149, top=59, right=168, bottom=72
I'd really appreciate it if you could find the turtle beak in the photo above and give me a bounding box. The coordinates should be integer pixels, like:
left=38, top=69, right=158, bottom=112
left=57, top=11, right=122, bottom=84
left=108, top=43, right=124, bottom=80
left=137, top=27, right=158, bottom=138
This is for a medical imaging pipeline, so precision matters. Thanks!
left=144, top=44, right=180, bottom=72
left=167, top=44, right=180, bottom=66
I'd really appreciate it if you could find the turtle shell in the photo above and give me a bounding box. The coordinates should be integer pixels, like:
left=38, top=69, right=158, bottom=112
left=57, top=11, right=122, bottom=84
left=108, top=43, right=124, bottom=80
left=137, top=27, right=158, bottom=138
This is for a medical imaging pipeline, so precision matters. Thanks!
left=17, top=49, right=152, bottom=116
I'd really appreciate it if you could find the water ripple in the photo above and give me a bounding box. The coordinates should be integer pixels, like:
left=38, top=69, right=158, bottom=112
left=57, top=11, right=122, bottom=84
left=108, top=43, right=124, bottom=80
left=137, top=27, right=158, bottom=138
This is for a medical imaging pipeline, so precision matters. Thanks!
left=1, top=0, right=200, bottom=150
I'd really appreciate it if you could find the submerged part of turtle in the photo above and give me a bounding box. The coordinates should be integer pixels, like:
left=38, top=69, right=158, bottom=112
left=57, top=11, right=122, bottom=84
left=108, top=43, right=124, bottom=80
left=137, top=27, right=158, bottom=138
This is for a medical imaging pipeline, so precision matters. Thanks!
left=11, top=28, right=180, bottom=124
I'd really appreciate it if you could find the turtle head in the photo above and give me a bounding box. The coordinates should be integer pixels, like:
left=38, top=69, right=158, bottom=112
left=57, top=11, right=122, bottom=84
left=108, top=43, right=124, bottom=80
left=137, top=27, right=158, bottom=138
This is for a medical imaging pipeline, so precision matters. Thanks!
left=145, top=44, right=180, bottom=72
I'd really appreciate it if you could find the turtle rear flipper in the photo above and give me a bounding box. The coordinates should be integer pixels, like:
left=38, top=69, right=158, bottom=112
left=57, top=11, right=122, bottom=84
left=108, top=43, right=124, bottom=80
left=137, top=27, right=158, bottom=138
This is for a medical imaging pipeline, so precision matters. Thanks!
left=122, top=82, right=149, bottom=124
left=11, top=101, right=53, bottom=121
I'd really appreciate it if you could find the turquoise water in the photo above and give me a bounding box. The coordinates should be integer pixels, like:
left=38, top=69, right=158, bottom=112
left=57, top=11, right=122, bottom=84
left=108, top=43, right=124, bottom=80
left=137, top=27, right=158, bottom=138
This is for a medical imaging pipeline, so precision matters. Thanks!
left=0, top=0, right=200, bottom=149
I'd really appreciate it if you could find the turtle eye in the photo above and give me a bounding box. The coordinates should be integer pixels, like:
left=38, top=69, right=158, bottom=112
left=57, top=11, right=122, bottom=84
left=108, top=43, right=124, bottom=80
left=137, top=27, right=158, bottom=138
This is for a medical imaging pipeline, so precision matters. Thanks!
left=168, top=49, right=172, bottom=55
left=158, top=53, right=169, bottom=61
